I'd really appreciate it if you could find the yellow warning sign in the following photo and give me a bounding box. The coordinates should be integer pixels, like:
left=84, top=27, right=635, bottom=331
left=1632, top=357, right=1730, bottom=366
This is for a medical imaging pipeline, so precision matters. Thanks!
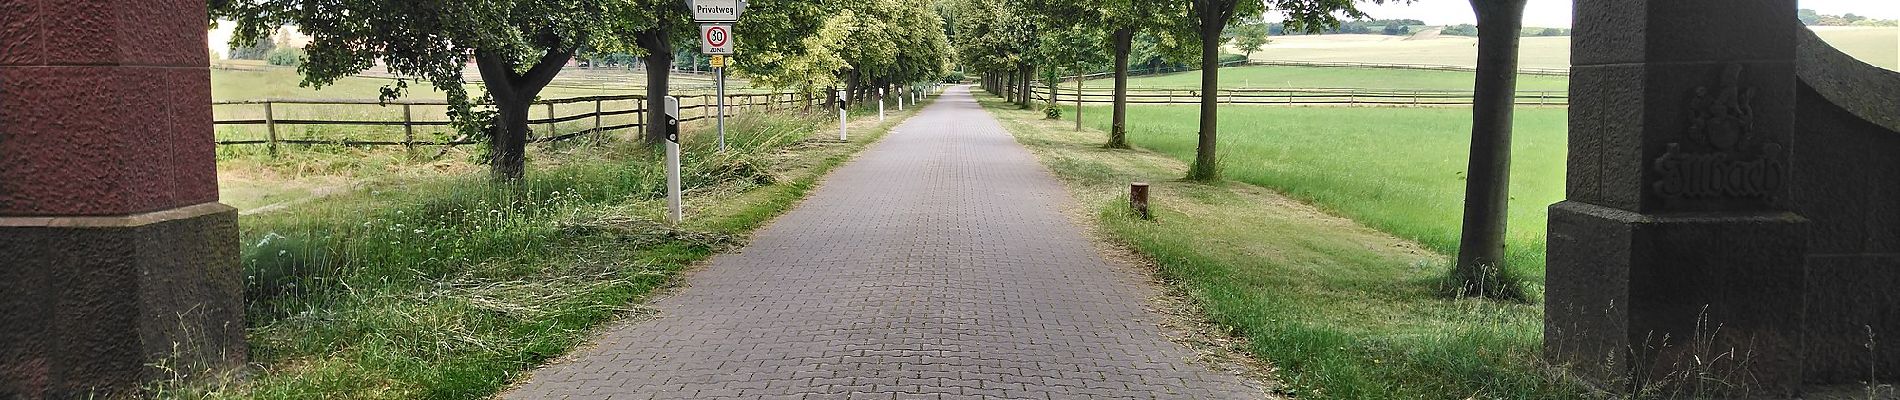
left=709, top=55, right=726, bottom=68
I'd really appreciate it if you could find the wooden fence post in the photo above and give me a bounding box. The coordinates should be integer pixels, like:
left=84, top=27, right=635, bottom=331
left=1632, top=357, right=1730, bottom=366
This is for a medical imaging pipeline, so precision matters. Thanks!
left=402, top=103, right=415, bottom=153
left=264, top=101, right=279, bottom=157
left=636, top=98, right=646, bottom=130
left=593, top=99, right=603, bottom=138
left=544, top=102, right=557, bottom=139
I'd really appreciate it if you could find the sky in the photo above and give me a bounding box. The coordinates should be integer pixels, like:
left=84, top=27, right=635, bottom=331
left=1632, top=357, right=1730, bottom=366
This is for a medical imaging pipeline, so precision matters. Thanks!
left=1321, top=0, right=1900, bottom=28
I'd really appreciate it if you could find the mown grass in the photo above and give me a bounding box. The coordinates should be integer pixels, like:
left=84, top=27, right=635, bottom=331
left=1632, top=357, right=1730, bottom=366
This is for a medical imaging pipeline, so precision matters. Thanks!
left=1072, top=104, right=1566, bottom=285
left=1087, top=64, right=1572, bottom=91
left=981, top=95, right=1583, bottom=399
left=155, top=98, right=928, bottom=399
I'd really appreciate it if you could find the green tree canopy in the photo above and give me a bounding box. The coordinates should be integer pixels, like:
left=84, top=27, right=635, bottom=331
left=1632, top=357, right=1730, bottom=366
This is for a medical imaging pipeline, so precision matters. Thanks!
left=212, top=0, right=691, bottom=179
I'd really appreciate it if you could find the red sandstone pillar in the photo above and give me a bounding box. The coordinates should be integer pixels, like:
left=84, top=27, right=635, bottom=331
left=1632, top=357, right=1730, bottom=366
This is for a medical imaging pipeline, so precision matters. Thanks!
left=0, top=1, right=245, bottom=397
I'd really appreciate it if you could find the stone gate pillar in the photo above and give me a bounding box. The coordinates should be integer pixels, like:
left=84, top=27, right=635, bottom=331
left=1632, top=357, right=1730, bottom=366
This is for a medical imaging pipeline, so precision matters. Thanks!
left=0, top=0, right=245, bottom=397
left=1548, top=0, right=1808, bottom=396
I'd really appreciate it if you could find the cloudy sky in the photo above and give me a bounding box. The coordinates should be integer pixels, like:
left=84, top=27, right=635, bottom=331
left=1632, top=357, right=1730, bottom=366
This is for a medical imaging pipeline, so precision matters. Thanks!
left=1335, top=0, right=1900, bottom=28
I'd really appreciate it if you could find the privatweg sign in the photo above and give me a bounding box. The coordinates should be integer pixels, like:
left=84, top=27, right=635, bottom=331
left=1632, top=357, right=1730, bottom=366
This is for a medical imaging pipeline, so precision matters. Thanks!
left=690, top=0, right=741, bottom=22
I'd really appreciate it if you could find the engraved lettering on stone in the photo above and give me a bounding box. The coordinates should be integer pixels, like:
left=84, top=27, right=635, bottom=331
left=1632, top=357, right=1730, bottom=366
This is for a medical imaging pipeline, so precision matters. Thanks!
left=1652, top=64, right=1785, bottom=204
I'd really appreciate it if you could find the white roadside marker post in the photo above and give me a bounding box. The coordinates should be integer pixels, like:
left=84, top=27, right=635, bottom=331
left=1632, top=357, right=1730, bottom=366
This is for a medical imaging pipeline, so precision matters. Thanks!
left=877, top=87, right=886, bottom=121
left=838, top=89, right=849, bottom=142
left=664, top=96, right=683, bottom=225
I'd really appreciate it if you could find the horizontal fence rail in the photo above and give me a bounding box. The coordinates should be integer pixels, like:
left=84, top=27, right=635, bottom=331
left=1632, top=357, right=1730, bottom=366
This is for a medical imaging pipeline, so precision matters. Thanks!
left=213, top=91, right=822, bottom=154
left=1027, top=85, right=1569, bottom=107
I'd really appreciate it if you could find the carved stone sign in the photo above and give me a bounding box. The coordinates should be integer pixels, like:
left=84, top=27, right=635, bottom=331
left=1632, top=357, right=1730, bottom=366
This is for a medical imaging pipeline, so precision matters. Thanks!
left=1652, top=64, right=1786, bottom=206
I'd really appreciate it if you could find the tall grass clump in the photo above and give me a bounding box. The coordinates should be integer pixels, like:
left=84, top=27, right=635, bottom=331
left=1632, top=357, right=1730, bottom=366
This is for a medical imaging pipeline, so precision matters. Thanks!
left=166, top=112, right=833, bottom=399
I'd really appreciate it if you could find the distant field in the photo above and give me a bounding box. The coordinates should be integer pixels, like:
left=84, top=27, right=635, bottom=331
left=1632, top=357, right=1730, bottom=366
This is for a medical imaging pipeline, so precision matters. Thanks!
left=1255, top=26, right=1898, bottom=71
left=1079, top=104, right=1568, bottom=281
left=1091, top=64, right=1571, bottom=92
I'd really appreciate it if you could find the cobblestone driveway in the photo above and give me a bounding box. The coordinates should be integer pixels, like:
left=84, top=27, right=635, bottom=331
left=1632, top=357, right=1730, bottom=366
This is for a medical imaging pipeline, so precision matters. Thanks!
left=505, top=86, right=1264, bottom=399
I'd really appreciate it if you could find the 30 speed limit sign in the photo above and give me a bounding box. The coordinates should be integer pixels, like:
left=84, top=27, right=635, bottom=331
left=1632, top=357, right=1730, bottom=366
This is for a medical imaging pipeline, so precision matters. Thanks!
left=700, top=24, right=733, bottom=55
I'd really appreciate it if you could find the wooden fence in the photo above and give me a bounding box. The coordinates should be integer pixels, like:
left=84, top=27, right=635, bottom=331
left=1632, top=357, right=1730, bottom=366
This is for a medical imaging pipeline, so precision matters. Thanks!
left=213, top=91, right=816, bottom=155
left=1057, top=59, right=1569, bottom=82
left=1028, top=85, right=1569, bottom=107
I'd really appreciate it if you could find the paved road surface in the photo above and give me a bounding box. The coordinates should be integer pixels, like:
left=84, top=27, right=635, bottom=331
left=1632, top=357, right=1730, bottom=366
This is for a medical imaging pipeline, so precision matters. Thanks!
left=506, top=86, right=1264, bottom=399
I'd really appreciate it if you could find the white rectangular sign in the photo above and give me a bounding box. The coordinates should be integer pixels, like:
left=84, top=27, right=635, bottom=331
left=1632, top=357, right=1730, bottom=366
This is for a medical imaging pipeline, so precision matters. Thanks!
left=691, top=0, right=740, bottom=22
left=700, top=24, right=734, bottom=55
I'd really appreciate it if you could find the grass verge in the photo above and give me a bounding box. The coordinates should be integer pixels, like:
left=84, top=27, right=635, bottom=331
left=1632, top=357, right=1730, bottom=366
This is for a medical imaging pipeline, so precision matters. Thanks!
left=154, top=98, right=931, bottom=399
left=980, top=95, right=1582, bottom=399
left=1071, top=104, right=1565, bottom=287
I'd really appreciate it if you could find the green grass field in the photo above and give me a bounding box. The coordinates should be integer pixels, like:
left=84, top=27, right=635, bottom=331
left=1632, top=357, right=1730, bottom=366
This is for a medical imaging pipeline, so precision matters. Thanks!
left=1090, top=64, right=1572, bottom=92
left=987, top=97, right=1579, bottom=399
left=1077, top=104, right=1567, bottom=285
left=1253, top=27, right=1896, bottom=71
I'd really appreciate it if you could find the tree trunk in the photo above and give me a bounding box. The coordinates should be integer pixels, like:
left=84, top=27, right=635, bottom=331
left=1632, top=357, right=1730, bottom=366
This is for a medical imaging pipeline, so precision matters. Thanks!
left=1451, top=0, right=1529, bottom=300
left=637, top=30, right=674, bottom=145
left=1048, top=73, right=1059, bottom=119
left=1109, top=27, right=1133, bottom=149
left=1005, top=71, right=1015, bottom=103
left=473, top=48, right=572, bottom=181
left=846, top=70, right=862, bottom=108
left=1017, top=64, right=1033, bottom=109
left=1188, top=19, right=1222, bottom=181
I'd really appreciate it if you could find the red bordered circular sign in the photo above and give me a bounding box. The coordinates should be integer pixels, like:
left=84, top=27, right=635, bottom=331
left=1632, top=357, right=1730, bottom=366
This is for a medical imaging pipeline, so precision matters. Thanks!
left=704, top=26, right=729, bottom=47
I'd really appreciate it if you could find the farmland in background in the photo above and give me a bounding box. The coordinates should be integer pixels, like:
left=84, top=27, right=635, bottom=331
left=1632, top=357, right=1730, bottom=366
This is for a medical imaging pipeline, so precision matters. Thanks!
left=1251, top=26, right=1897, bottom=71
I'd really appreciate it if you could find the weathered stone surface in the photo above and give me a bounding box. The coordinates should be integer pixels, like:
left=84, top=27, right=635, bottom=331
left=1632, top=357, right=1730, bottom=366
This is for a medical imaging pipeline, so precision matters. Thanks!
left=1546, top=202, right=1809, bottom=396
left=1554, top=0, right=1823, bottom=396
left=0, top=0, right=41, bottom=66
left=1788, top=32, right=1900, bottom=385
left=0, top=66, right=219, bottom=216
left=1801, top=257, right=1900, bottom=385
left=0, top=1, right=240, bottom=396
left=0, top=204, right=246, bottom=398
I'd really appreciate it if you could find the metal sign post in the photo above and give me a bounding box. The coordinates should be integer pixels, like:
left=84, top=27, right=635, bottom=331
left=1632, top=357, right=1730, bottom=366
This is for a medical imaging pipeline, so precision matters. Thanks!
left=713, top=55, right=726, bottom=152
left=664, top=96, right=683, bottom=225
left=838, top=89, right=848, bottom=142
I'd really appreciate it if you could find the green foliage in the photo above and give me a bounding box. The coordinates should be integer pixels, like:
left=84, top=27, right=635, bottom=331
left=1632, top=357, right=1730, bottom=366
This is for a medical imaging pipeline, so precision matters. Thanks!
left=1443, top=23, right=1480, bottom=37
left=266, top=47, right=304, bottom=66
left=736, top=0, right=950, bottom=100
left=1231, top=21, right=1271, bottom=57
left=211, top=0, right=644, bottom=179
left=229, top=33, right=276, bottom=60
left=1800, top=9, right=1899, bottom=27
left=1267, top=18, right=1423, bottom=35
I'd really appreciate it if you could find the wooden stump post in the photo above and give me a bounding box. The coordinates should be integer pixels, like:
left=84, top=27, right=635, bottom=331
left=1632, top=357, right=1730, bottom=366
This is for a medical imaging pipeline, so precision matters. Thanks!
left=1130, top=182, right=1151, bottom=220
left=544, top=102, right=557, bottom=139
left=401, top=103, right=415, bottom=153
left=264, top=101, right=279, bottom=157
